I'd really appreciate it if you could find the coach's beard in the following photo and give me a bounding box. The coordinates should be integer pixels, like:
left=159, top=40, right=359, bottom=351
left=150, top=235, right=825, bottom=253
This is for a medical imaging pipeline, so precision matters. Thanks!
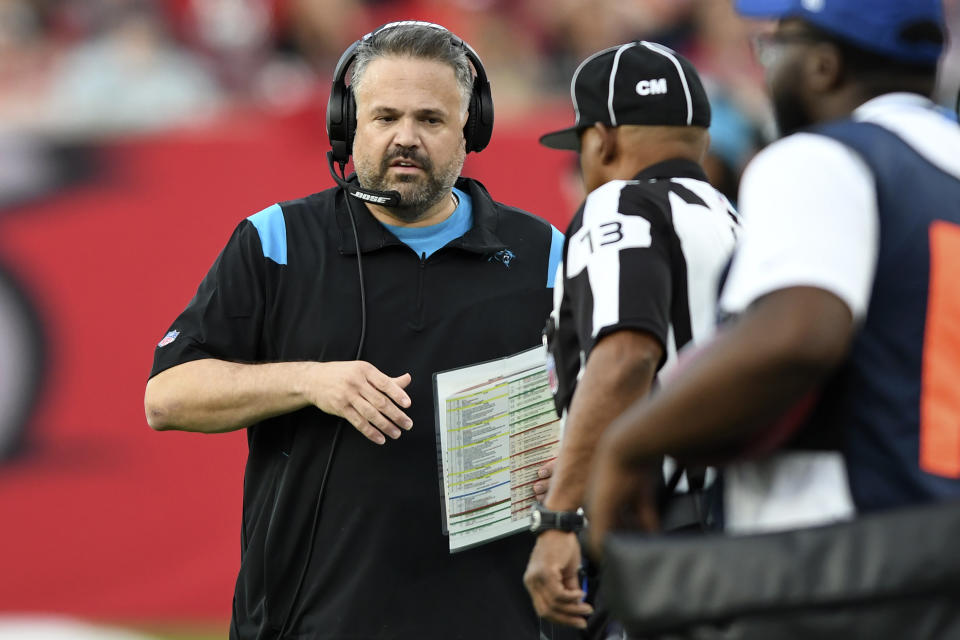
left=356, top=147, right=463, bottom=223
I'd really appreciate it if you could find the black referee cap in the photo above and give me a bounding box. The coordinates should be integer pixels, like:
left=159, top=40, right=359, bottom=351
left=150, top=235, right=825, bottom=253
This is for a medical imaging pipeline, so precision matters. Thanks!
left=540, top=41, right=712, bottom=151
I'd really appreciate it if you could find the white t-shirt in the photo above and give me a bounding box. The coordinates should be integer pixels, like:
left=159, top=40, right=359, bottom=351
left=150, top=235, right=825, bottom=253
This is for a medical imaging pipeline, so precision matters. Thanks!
left=721, top=92, right=960, bottom=320
left=720, top=93, right=960, bottom=533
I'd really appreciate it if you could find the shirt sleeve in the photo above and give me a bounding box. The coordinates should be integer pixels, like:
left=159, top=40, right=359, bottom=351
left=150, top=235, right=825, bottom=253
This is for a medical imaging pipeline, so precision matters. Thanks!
left=564, top=180, right=673, bottom=356
left=149, top=220, right=267, bottom=377
left=545, top=256, right=581, bottom=415
left=720, top=133, right=879, bottom=320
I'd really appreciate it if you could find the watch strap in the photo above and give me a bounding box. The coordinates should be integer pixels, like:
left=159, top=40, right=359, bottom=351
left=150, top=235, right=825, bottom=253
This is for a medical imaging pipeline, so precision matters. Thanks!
left=530, top=503, right=588, bottom=533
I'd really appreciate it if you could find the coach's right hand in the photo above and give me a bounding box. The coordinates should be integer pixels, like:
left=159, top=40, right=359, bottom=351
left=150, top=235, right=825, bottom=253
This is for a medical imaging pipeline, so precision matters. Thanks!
left=304, top=361, right=413, bottom=444
left=145, top=358, right=411, bottom=439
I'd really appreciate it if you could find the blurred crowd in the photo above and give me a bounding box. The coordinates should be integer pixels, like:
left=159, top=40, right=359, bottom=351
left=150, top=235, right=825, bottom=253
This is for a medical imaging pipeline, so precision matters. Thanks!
left=1, top=0, right=958, bottom=206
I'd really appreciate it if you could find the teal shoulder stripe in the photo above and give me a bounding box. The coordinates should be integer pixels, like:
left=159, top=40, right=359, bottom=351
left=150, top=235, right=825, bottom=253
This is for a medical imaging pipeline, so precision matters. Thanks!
left=547, top=225, right=564, bottom=288
left=247, top=204, right=287, bottom=265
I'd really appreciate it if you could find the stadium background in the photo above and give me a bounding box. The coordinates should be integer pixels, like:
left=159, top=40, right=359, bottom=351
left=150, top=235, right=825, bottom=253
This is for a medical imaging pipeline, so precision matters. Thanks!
left=0, top=1, right=957, bottom=638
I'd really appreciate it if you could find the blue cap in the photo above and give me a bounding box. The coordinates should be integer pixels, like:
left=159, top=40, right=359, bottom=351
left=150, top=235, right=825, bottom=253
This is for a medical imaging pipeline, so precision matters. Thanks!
left=736, top=0, right=945, bottom=65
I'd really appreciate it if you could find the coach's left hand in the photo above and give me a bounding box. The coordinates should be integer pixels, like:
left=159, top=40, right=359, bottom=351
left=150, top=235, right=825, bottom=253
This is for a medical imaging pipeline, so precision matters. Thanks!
left=532, top=459, right=555, bottom=502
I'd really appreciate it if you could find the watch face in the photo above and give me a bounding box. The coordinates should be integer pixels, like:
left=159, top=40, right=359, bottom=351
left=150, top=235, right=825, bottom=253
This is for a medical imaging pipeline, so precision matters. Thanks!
left=529, top=508, right=542, bottom=532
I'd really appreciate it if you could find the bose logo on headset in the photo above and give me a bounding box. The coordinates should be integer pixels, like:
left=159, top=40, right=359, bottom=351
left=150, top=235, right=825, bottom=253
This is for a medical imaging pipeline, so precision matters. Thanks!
left=326, top=21, right=495, bottom=166
left=350, top=189, right=393, bottom=204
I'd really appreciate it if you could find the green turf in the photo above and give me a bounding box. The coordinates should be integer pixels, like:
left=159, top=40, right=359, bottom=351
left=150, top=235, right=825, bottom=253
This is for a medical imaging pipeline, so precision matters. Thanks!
left=134, top=624, right=228, bottom=640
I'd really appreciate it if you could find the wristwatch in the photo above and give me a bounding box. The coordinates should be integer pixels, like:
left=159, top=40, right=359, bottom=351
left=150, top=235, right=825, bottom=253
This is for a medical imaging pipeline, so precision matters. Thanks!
left=529, top=502, right=588, bottom=534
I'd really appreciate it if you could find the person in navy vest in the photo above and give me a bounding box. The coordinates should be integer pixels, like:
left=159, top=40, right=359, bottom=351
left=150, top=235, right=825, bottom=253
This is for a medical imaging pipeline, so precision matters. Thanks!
left=585, top=0, right=960, bottom=545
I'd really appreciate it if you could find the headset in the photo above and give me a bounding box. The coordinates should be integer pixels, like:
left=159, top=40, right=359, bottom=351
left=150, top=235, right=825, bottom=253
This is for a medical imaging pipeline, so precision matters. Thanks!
left=327, top=20, right=494, bottom=165
left=325, top=21, right=495, bottom=207
left=280, top=23, right=495, bottom=637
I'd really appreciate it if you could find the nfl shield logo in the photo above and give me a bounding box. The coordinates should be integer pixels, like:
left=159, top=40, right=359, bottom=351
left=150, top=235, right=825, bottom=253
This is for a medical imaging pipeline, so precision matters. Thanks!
left=158, top=330, right=180, bottom=348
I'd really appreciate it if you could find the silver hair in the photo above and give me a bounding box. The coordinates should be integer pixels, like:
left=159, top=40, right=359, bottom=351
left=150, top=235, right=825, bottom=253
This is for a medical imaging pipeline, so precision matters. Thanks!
left=351, top=23, right=474, bottom=111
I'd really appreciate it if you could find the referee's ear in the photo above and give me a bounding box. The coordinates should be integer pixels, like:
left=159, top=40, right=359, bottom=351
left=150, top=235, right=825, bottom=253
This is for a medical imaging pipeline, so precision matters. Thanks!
left=697, top=130, right=711, bottom=164
left=591, top=123, right=619, bottom=166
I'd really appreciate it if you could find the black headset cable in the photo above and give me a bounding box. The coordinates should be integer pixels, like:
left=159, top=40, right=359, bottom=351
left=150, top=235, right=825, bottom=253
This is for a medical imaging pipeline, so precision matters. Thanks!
left=277, top=160, right=367, bottom=637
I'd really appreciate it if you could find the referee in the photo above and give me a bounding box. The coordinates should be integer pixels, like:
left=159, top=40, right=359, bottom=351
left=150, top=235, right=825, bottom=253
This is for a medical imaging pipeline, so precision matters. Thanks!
left=523, top=42, right=740, bottom=632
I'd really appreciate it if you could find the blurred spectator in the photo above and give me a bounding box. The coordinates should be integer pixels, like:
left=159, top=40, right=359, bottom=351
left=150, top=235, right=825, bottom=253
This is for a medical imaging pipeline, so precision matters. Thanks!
left=0, top=0, right=949, bottom=205
left=530, top=0, right=696, bottom=93
left=938, top=0, right=960, bottom=109
left=249, top=0, right=366, bottom=111
left=280, top=0, right=366, bottom=74
left=0, top=0, right=59, bottom=134
left=41, top=0, right=221, bottom=136
left=180, top=0, right=275, bottom=91
left=703, top=85, right=765, bottom=203
left=450, top=3, right=551, bottom=116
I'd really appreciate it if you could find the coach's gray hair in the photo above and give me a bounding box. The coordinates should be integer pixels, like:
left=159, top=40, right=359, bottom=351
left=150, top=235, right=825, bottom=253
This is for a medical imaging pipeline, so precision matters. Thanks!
left=351, top=23, right=474, bottom=111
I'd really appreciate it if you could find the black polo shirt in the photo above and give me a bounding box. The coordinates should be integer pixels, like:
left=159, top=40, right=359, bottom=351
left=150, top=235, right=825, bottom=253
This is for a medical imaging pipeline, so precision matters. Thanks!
left=150, top=177, right=563, bottom=640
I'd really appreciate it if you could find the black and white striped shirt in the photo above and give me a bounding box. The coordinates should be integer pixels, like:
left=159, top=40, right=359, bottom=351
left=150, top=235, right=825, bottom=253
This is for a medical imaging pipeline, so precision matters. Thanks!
left=546, top=158, right=740, bottom=414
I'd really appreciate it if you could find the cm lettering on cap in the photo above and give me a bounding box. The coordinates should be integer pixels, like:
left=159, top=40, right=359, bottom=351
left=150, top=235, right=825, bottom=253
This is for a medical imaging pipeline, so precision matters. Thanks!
left=637, top=78, right=668, bottom=96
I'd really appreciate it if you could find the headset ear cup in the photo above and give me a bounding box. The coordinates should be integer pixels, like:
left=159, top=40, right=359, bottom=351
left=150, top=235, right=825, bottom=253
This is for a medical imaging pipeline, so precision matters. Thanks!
left=345, top=91, right=357, bottom=160
left=464, top=93, right=479, bottom=152
left=328, top=38, right=361, bottom=164
left=469, top=79, right=494, bottom=153
left=327, top=75, right=350, bottom=165
left=458, top=41, right=493, bottom=153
